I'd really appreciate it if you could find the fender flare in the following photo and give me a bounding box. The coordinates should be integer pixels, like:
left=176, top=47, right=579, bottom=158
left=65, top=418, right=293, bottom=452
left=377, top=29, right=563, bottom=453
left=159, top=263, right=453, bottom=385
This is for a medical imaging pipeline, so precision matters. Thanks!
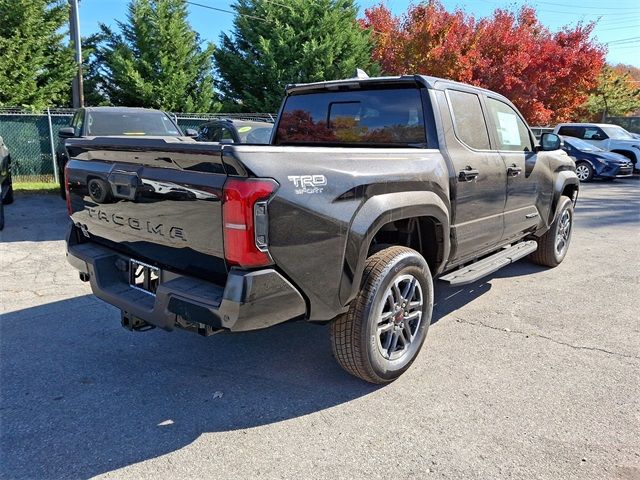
left=550, top=171, right=579, bottom=225
left=338, top=191, right=451, bottom=306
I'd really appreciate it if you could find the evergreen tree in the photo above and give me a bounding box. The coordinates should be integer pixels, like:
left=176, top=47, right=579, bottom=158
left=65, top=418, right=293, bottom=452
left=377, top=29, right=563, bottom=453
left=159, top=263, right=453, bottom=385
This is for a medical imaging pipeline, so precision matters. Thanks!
left=98, top=0, right=219, bottom=112
left=215, top=0, right=378, bottom=112
left=0, top=0, right=75, bottom=109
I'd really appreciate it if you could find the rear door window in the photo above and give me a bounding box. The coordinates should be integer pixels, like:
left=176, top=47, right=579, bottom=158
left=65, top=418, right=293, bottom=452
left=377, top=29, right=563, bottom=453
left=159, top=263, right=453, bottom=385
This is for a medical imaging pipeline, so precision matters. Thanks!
left=486, top=98, right=533, bottom=152
left=557, top=126, right=585, bottom=138
left=275, top=88, right=427, bottom=146
left=447, top=90, right=490, bottom=150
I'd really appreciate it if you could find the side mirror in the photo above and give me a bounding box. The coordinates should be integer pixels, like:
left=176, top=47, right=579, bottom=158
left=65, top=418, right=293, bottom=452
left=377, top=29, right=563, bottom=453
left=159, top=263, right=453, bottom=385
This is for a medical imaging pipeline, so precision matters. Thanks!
left=539, top=133, right=561, bottom=151
left=58, top=127, right=76, bottom=139
left=184, top=128, right=198, bottom=138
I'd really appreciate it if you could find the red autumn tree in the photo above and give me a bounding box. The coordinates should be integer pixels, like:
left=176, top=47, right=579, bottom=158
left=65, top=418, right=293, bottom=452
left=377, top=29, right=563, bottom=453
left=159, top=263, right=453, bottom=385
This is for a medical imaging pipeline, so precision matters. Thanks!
left=361, top=1, right=606, bottom=125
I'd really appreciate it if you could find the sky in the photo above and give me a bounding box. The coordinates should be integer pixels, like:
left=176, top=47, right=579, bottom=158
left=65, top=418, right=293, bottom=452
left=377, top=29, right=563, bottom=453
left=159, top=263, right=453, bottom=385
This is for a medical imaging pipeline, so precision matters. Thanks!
left=79, top=0, right=640, bottom=67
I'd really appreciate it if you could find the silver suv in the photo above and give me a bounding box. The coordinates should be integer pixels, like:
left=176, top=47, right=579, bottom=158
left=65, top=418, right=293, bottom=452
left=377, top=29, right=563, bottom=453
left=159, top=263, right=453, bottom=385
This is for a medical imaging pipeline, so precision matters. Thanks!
left=553, top=123, right=640, bottom=171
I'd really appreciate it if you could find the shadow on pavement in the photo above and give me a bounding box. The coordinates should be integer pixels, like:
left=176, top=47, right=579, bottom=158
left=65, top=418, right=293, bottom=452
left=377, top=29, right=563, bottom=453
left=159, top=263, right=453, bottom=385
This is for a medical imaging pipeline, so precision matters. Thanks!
left=0, top=194, right=69, bottom=243
left=0, top=296, right=379, bottom=479
left=575, top=178, right=639, bottom=229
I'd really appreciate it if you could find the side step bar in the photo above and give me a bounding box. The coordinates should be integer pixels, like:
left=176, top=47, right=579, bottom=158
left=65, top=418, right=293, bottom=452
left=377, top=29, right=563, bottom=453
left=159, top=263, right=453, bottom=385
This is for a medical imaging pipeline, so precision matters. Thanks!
left=439, top=240, right=538, bottom=286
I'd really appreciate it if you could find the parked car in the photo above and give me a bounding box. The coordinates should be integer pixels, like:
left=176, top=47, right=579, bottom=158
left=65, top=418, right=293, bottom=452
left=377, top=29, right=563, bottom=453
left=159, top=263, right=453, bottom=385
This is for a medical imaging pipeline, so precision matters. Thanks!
left=64, top=74, right=577, bottom=384
left=0, top=135, right=15, bottom=231
left=531, top=127, right=554, bottom=140
left=196, top=118, right=274, bottom=144
left=554, top=123, right=640, bottom=171
left=560, top=136, right=634, bottom=182
left=56, top=107, right=196, bottom=198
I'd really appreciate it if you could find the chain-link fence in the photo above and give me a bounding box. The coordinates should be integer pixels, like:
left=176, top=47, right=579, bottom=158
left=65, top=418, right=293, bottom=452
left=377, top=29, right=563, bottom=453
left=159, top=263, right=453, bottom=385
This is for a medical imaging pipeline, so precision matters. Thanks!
left=0, top=108, right=275, bottom=183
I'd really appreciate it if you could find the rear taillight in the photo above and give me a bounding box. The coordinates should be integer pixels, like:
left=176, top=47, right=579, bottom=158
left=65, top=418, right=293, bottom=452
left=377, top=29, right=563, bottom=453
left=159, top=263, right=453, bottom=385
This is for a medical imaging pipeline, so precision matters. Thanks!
left=64, top=163, right=72, bottom=215
left=222, top=178, right=278, bottom=268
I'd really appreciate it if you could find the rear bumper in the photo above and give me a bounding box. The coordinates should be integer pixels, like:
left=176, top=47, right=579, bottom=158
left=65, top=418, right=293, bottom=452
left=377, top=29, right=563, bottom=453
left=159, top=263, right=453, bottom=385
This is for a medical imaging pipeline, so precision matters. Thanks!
left=66, top=234, right=307, bottom=333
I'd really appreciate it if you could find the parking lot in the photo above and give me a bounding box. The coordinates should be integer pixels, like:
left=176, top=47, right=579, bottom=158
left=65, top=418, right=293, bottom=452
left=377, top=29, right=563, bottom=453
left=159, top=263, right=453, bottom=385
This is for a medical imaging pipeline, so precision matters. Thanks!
left=1, top=178, right=638, bottom=480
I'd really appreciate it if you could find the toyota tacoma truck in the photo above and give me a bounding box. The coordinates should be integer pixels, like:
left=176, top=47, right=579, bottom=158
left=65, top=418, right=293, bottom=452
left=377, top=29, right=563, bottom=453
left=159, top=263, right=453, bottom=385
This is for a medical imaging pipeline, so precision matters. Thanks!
left=64, top=75, right=579, bottom=384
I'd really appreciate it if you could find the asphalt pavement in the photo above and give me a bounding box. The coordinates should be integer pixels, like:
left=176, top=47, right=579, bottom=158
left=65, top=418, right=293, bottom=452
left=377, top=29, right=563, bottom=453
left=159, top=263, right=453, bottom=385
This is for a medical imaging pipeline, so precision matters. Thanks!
left=1, top=178, right=639, bottom=480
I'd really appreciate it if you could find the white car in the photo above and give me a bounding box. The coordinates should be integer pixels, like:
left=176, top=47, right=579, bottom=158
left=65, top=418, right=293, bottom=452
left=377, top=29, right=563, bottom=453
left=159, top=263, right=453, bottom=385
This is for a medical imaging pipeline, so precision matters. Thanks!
left=553, top=123, right=640, bottom=172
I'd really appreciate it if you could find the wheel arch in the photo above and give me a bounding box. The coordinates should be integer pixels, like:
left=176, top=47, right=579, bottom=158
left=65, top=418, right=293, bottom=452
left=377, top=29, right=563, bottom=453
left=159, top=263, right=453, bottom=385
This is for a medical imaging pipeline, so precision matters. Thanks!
left=550, top=171, right=579, bottom=225
left=610, top=149, right=637, bottom=164
left=338, top=191, right=450, bottom=307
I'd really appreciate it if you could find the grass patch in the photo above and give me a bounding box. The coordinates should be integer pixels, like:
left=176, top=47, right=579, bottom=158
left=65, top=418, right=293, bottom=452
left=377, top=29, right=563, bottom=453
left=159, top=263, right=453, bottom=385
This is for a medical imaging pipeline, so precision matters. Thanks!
left=13, top=182, right=59, bottom=195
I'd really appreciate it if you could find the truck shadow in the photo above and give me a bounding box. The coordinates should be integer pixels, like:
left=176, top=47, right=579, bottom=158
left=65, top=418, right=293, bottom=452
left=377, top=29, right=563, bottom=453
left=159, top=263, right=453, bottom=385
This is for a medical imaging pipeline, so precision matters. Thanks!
left=1, top=257, right=552, bottom=478
left=432, top=260, right=546, bottom=325
left=0, top=296, right=379, bottom=479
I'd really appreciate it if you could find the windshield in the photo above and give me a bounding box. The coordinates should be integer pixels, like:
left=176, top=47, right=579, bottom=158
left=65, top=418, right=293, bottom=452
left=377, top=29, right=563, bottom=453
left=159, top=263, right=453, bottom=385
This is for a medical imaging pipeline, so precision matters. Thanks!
left=86, top=111, right=181, bottom=136
left=274, top=88, right=427, bottom=147
left=563, top=136, right=603, bottom=152
left=236, top=122, right=274, bottom=144
left=601, top=125, right=635, bottom=140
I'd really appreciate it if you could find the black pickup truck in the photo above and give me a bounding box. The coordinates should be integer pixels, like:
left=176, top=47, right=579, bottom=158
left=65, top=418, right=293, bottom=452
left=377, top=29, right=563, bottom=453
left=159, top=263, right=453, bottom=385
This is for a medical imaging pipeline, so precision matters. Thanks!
left=64, top=75, right=578, bottom=384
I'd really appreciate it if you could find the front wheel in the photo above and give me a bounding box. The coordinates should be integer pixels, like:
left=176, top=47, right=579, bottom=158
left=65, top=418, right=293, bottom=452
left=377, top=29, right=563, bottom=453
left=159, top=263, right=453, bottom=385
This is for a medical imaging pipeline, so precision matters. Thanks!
left=575, top=162, right=594, bottom=182
left=330, top=246, right=433, bottom=384
left=529, top=196, right=574, bottom=267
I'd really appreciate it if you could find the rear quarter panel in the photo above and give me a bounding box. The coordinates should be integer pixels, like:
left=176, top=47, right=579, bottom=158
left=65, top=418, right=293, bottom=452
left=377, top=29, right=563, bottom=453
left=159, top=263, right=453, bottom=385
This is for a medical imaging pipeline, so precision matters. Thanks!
left=226, top=145, right=451, bottom=321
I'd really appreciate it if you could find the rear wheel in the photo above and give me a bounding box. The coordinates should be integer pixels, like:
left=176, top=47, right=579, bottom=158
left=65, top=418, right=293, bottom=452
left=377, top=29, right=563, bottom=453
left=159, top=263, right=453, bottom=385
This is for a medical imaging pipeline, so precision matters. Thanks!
left=330, top=246, right=433, bottom=384
left=575, top=162, right=594, bottom=182
left=58, top=158, right=66, bottom=200
left=529, top=196, right=574, bottom=267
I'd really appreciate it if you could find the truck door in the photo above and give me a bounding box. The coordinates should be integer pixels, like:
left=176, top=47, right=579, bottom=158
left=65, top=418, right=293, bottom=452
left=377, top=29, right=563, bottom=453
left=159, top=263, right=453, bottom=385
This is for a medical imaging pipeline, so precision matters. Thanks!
left=441, top=89, right=507, bottom=262
left=484, top=97, right=542, bottom=243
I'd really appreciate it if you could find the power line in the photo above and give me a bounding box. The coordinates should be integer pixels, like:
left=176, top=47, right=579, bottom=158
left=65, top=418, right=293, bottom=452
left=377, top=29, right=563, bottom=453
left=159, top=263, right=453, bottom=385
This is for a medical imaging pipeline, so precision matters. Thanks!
left=477, top=0, right=640, bottom=17
left=606, top=36, right=640, bottom=44
left=184, top=1, right=269, bottom=22
left=531, top=0, right=640, bottom=11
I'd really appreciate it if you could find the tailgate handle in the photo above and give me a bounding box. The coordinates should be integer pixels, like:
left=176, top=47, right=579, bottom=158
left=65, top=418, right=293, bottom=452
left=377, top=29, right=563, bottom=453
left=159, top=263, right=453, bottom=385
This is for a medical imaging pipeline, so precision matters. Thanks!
left=108, top=172, right=139, bottom=200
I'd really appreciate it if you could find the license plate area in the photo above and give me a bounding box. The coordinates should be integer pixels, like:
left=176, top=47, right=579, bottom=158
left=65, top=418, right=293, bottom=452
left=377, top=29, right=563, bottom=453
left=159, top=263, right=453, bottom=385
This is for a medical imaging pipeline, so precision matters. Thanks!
left=129, top=259, right=160, bottom=295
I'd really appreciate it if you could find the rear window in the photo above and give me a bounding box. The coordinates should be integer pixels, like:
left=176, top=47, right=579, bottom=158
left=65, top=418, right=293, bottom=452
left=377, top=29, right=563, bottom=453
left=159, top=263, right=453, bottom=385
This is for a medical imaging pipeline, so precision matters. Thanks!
left=274, top=88, right=426, bottom=146
left=86, top=111, right=181, bottom=136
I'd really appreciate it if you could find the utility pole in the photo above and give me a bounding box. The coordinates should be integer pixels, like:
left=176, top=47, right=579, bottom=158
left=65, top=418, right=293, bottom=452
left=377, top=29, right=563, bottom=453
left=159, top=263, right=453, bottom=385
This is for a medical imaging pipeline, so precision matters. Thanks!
left=69, top=0, right=84, bottom=108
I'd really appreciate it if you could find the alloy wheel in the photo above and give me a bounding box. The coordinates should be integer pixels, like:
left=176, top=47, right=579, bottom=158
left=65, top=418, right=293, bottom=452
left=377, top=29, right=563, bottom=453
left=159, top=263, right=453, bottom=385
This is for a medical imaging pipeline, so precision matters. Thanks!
left=576, top=164, right=591, bottom=181
left=555, top=209, right=572, bottom=256
left=376, top=274, right=424, bottom=361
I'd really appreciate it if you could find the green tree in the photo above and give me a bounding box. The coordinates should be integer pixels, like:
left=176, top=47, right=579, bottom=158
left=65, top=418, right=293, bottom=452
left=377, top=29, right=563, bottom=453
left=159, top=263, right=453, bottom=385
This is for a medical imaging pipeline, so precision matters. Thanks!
left=585, top=66, right=640, bottom=121
left=0, top=0, right=75, bottom=109
left=82, top=33, right=111, bottom=106
left=98, top=0, right=219, bottom=112
left=215, top=0, right=378, bottom=112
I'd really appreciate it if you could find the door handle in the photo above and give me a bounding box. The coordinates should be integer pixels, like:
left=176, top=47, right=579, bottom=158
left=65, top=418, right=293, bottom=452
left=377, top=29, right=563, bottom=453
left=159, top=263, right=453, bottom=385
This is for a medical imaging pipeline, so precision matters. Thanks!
left=458, top=166, right=479, bottom=182
left=507, top=164, right=522, bottom=177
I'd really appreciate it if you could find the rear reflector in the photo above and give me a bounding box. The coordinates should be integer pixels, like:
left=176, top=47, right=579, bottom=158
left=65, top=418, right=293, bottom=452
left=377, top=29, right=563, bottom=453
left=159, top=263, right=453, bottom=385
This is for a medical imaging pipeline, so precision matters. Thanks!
left=222, top=178, right=278, bottom=268
left=64, top=163, right=72, bottom=215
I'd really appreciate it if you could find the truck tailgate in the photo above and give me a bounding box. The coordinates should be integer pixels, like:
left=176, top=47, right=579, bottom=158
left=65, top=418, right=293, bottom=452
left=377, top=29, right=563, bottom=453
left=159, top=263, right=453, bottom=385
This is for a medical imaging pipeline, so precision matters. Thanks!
left=65, top=137, right=230, bottom=282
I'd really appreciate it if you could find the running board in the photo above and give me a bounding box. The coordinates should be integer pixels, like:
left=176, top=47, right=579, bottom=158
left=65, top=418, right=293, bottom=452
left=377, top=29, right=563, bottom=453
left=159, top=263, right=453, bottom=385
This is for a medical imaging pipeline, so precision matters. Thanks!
left=439, top=240, right=538, bottom=286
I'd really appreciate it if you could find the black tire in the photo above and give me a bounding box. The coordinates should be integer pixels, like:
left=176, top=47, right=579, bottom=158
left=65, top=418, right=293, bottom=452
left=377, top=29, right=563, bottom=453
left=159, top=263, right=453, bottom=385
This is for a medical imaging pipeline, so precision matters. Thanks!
left=575, top=162, right=594, bottom=182
left=2, top=178, right=13, bottom=205
left=330, top=246, right=433, bottom=384
left=529, top=196, right=574, bottom=268
left=87, top=178, right=111, bottom=203
left=58, top=160, right=67, bottom=200
left=0, top=202, right=4, bottom=231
